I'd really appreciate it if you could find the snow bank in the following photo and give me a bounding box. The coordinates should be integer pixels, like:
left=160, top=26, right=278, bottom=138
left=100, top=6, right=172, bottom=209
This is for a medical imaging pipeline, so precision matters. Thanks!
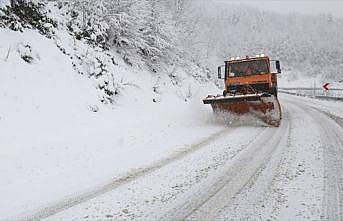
left=0, top=28, right=224, bottom=219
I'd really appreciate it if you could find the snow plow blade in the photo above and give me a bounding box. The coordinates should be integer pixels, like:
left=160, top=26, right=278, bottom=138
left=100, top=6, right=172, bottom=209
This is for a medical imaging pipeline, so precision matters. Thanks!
left=203, top=93, right=269, bottom=104
left=203, top=93, right=281, bottom=127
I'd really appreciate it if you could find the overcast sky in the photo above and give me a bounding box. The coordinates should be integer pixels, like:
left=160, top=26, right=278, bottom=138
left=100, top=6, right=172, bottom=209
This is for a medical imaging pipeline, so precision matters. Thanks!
left=217, top=0, right=343, bottom=18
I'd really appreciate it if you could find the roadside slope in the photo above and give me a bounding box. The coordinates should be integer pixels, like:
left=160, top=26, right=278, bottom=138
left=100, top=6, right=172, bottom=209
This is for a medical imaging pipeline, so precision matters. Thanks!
left=0, top=28, right=222, bottom=220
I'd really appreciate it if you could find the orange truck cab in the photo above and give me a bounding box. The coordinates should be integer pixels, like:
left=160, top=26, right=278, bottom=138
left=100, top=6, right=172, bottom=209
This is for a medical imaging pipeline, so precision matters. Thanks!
left=217, top=55, right=281, bottom=97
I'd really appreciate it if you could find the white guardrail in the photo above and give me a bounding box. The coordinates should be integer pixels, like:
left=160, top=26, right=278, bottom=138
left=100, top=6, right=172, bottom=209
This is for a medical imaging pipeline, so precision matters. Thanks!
left=279, top=88, right=343, bottom=101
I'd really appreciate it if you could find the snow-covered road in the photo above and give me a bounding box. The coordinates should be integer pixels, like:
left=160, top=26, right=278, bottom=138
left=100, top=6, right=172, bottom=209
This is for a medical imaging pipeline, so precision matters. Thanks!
left=19, top=94, right=339, bottom=221
left=4, top=94, right=341, bottom=221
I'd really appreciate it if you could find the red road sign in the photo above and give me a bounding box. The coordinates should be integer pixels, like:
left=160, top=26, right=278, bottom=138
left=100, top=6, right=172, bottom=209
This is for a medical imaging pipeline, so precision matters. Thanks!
left=323, top=83, right=330, bottom=90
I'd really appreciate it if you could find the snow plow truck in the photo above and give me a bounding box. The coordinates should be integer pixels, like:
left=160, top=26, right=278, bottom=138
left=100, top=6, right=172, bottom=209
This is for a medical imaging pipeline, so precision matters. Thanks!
left=203, top=54, right=282, bottom=127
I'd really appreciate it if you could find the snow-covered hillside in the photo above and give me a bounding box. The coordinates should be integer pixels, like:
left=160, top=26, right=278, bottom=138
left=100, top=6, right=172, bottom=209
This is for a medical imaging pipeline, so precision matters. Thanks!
left=0, top=1, right=223, bottom=218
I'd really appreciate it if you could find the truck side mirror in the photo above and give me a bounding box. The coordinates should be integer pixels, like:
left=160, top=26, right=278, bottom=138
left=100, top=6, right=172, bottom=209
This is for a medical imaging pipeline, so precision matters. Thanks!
left=218, top=66, right=222, bottom=79
left=276, top=60, right=281, bottom=74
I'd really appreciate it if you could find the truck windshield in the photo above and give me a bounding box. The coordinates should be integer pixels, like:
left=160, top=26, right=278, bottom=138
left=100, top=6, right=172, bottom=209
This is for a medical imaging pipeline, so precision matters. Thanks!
left=229, top=60, right=269, bottom=77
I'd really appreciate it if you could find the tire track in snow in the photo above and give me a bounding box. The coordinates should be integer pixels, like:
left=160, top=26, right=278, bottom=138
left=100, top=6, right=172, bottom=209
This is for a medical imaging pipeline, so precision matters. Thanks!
left=292, top=101, right=343, bottom=220
left=159, top=110, right=291, bottom=221
left=15, top=127, right=236, bottom=221
left=43, top=126, right=267, bottom=221
left=214, top=106, right=295, bottom=220
left=214, top=101, right=327, bottom=220
left=281, top=93, right=343, bottom=127
left=311, top=108, right=343, bottom=128
left=185, top=98, right=340, bottom=221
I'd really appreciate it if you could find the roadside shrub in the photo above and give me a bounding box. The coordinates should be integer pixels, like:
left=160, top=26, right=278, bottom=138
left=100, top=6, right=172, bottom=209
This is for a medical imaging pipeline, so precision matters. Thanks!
left=0, top=0, right=57, bottom=36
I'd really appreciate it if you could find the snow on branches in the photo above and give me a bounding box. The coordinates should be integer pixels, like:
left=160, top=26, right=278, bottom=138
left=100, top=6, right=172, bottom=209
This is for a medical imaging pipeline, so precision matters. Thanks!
left=0, top=0, right=57, bottom=36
